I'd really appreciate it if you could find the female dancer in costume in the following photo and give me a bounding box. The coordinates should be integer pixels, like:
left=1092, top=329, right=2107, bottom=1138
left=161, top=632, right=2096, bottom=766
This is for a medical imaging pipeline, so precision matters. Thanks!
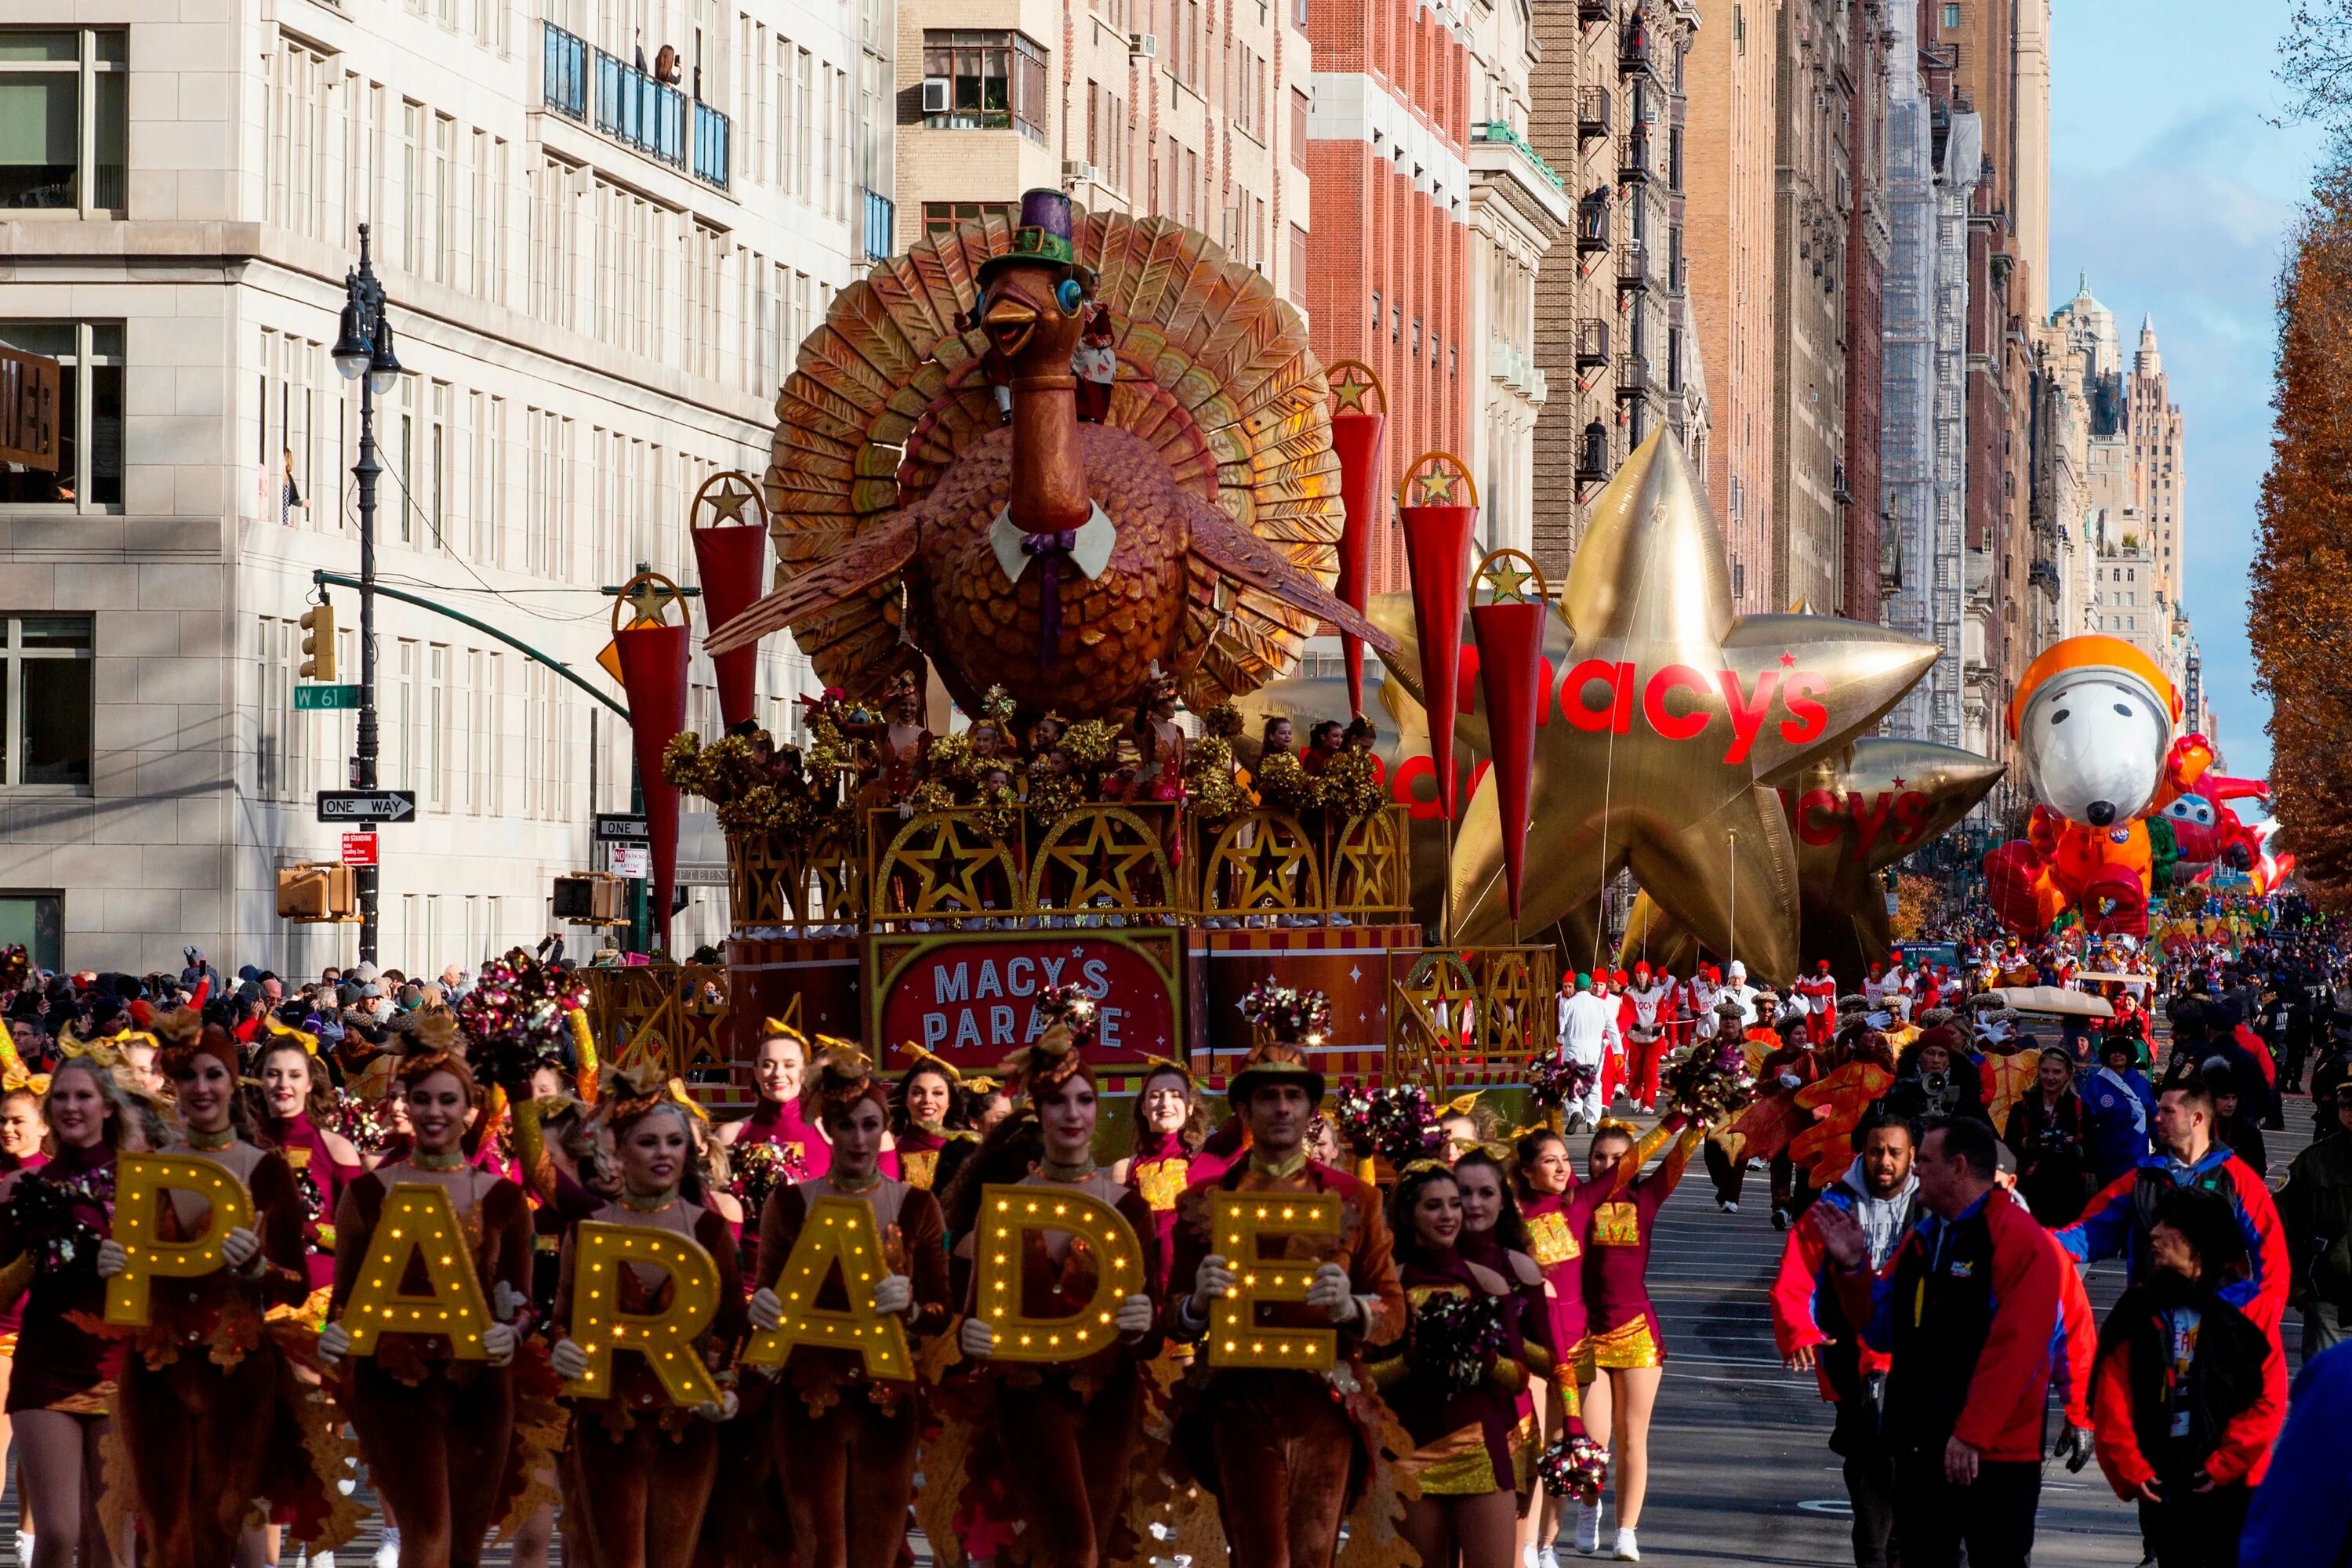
left=750, top=1049, right=950, bottom=1568
left=548, top=1078, right=746, bottom=1568
left=1574, top=1116, right=1704, bottom=1563
left=946, top=994, right=1161, bottom=1568
left=1110, top=1057, right=1208, bottom=1283
left=0, top=1054, right=137, bottom=1568
left=889, top=1045, right=975, bottom=1193
left=318, top=1048, right=539, bottom=1568
left=0, top=1085, right=44, bottom=1565
left=1453, top=1149, right=1556, bottom=1563
left=719, top=1024, right=829, bottom=1179
left=1371, top=1162, right=1534, bottom=1568
left=101, top=1016, right=353, bottom=1568
left=255, top=1025, right=365, bottom=1294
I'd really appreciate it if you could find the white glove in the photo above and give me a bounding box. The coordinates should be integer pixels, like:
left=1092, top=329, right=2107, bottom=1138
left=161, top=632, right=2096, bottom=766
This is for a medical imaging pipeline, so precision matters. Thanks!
left=492, top=1281, right=528, bottom=1323
left=550, top=1338, right=591, bottom=1381
left=221, top=1227, right=263, bottom=1272
left=481, top=1321, right=518, bottom=1367
left=872, top=1274, right=914, bottom=1316
left=693, top=1388, right=740, bottom=1422
left=1187, top=1254, right=1235, bottom=1316
left=1778, top=1072, right=1803, bottom=1090
left=316, top=1321, right=351, bottom=1367
left=959, top=1315, right=997, bottom=1359
left=748, top=1287, right=784, bottom=1331
left=1305, top=1262, right=1358, bottom=1325
left=1116, top=1294, right=1154, bottom=1335
left=95, top=1240, right=130, bottom=1279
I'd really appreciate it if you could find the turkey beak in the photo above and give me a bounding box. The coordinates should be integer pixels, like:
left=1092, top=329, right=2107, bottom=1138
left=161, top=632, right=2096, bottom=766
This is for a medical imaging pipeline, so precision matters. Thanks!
left=983, top=296, right=1039, bottom=359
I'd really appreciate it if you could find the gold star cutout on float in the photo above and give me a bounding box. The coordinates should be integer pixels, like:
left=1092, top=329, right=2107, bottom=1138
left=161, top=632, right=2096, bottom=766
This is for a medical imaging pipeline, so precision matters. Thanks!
left=625, top=578, right=683, bottom=626
left=1485, top=556, right=1535, bottom=603
left=1331, top=368, right=1376, bottom=412
left=1416, top=470, right=1458, bottom=505
left=1036, top=810, right=1163, bottom=911
left=1363, top=432, right=1937, bottom=982
left=705, top=478, right=756, bottom=524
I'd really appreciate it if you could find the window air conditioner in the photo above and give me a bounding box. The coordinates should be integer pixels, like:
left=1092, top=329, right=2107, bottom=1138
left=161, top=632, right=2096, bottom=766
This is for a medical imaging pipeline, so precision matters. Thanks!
left=1130, top=31, right=1159, bottom=56
left=921, top=77, right=952, bottom=113
left=1064, top=159, right=1099, bottom=184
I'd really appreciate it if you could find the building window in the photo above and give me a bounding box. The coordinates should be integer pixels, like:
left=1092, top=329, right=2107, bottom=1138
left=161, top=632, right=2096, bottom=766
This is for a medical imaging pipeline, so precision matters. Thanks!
left=0, top=321, right=122, bottom=510
left=921, top=198, right=1017, bottom=241
left=0, top=615, right=93, bottom=789
left=0, top=893, right=61, bottom=971
left=0, top=30, right=126, bottom=216
left=920, top=31, right=1048, bottom=143
left=1943, top=3, right=1962, bottom=27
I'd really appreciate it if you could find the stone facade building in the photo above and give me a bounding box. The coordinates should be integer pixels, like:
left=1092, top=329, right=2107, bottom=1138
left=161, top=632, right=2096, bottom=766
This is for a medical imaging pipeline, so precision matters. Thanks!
left=1770, top=0, right=1848, bottom=612
left=0, top=0, right=881, bottom=971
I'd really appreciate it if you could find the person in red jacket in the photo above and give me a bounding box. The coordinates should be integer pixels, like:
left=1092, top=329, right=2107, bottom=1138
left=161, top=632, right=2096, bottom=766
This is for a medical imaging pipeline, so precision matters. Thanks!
left=1771, top=1114, right=1922, bottom=1568
left=1814, top=1115, right=2067, bottom=1568
left=2090, top=1185, right=2288, bottom=1568
left=2058, top=1075, right=2292, bottom=1338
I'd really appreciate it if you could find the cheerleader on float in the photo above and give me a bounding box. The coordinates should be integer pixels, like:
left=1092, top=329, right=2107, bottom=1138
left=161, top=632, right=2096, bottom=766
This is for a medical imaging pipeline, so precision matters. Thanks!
left=748, top=1048, right=951, bottom=1568
left=317, top=1039, right=549, bottom=1568
left=99, top=1014, right=358, bottom=1568
left=1371, top=1160, right=1538, bottom=1568
left=547, top=1069, right=747, bottom=1568
left=942, top=988, right=1162, bottom=1568
left=0, top=1050, right=141, bottom=1568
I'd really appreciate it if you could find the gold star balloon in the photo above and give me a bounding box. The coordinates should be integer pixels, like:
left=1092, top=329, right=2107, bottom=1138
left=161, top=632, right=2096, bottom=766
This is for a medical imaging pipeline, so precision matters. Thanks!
left=1619, top=737, right=2004, bottom=977
left=1378, top=433, right=1936, bottom=982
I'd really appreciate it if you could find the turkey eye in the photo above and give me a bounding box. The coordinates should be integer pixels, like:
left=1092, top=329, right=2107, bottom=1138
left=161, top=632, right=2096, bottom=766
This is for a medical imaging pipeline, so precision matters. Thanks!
left=2050, top=710, right=2069, bottom=725
left=2114, top=702, right=2132, bottom=717
left=1056, top=278, right=1086, bottom=315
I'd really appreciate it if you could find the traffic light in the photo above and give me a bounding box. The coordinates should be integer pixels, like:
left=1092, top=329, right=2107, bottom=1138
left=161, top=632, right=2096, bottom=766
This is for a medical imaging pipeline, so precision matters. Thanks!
left=299, top=601, right=337, bottom=681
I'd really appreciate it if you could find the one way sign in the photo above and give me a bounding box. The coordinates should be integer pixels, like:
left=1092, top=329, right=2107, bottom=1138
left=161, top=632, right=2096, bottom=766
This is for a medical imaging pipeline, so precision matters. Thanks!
left=316, top=789, right=418, bottom=825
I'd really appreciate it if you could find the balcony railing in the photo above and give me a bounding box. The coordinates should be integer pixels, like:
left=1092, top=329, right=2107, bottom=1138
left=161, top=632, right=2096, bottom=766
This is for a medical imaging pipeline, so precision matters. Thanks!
left=1620, top=24, right=1655, bottom=76
left=692, top=100, right=730, bottom=189
left=1576, top=317, right=1610, bottom=371
left=1469, top=121, right=1566, bottom=194
left=863, top=190, right=895, bottom=262
left=1578, top=86, right=1611, bottom=143
left=596, top=48, right=687, bottom=169
left=541, top=24, right=731, bottom=188
left=1617, top=239, right=1654, bottom=292
left=1576, top=194, right=1611, bottom=256
left=543, top=22, right=588, bottom=119
left=1620, top=128, right=1653, bottom=185
left=1616, top=352, right=1652, bottom=402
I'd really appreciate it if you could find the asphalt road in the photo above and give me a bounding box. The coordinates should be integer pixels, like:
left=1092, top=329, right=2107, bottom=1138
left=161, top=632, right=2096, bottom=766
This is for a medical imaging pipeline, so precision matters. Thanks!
left=1602, top=1102, right=2318, bottom=1567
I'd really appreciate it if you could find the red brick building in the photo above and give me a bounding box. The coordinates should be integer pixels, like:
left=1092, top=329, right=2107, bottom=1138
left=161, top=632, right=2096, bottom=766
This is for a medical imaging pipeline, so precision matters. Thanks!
left=1301, top=0, right=1472, bottom=593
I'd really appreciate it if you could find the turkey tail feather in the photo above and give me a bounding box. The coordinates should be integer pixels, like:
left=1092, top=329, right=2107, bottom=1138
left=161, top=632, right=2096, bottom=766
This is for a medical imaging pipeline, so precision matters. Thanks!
left=1189, top=508, right=1398, bottom=655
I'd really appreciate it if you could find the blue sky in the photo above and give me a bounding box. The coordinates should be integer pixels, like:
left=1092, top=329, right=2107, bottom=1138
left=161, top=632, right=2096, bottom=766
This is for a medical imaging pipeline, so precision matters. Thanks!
left=2047, top=0, right=2331, bottom=784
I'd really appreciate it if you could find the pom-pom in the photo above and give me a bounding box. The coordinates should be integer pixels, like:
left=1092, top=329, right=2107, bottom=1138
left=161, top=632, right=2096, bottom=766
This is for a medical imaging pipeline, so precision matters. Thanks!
left=731, top=1138, right=805, bottom=1226
left=1320, top=747, right=1385, bottom=823
left=1184, top=735, right=1246, bottom=824
left=1200, top=701, right=1244, bottom=739
left=455, top=949, right=589, bottom=1091
left=1406, top=1288, right=1508, bottom=1395
left=1059, top=720, right=1118, bottom=774
left=6, top=1164, right=111, bottom=1276
left=1661, top=1033, right=1754, bottom=1122
left=1537, top=1432, right=1609, bottom=1502
left=1253, top=747, right=1321, bottom=814
left=1238, top=980, right=1332, bottom=1044
left=1327, top=1085, right=1441, bottom=1167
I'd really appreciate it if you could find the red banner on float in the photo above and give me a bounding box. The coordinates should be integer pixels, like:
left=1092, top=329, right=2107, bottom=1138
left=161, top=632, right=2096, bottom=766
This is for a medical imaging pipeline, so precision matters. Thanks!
left=690, top=524, right=768, bottom=731
left=1330, top=406, right=1385, bottom=717
left=1471, top=594, right=1546, bottom=925
left=1399, top=499, right=1477, bottom=819
left=614, top=620, right=689, bottom=953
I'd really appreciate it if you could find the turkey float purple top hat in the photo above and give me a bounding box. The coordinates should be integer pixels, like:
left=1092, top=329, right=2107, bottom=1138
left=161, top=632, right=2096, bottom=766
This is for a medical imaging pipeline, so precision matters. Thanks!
left=976, top=187, right=1096, bottom=292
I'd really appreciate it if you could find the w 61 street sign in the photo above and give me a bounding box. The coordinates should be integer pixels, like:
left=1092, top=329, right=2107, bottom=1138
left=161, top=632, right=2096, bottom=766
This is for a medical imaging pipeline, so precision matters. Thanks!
left=317, top=790, right=416, bottom=824
left=295, top=684, right=362, bottom=711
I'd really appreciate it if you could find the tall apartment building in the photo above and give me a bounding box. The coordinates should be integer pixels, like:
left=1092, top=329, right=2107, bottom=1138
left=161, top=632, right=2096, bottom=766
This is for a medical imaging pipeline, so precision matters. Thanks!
left=1465, top=0, right=1572, bottom=556
left=1523, top=0, right=1705, bottom=584
left=0, top=0, right=884, bottom=971
left=895, top=0, right=1310, bottom=307
left=1770, top=0, right=1848, bottom=612
left=1842, top=0, right=1889, bottom=619
left=1299, top=0, right=1472, bottom=593
left=2129, top=316, right=2185, bottom=609
left=1680, top=0, right=1772, bottom=608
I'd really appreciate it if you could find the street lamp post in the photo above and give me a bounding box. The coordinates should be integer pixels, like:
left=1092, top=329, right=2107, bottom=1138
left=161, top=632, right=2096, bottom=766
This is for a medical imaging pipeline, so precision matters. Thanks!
left=331, top=223, right=402, bottom=966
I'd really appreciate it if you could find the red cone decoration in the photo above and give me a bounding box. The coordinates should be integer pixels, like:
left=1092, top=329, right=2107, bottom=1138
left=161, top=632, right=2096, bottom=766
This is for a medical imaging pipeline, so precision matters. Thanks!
left=1469, top=551, right=1550, bottom=930
left=1327, top=362, right=1386, bottom=717
left=1398, top=453, right=1479, bottom=820
left=690, top=521, right=768, bottom=731
left=612, top=575, right=691, bottom=953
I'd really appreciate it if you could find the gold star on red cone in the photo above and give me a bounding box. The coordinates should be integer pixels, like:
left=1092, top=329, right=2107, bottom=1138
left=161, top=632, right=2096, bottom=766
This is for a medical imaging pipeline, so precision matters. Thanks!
left=1376, top=432, right=1936, bottom=982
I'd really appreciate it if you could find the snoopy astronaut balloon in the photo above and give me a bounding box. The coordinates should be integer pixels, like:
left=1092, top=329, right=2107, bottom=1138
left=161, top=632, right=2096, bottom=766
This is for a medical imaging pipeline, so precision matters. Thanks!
left=1983, top=635, right=2182, bottom=937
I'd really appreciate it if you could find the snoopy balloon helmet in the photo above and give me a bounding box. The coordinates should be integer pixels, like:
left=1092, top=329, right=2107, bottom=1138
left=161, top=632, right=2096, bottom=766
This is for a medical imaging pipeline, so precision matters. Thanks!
left=2005, top=635, right=2180, bottom=830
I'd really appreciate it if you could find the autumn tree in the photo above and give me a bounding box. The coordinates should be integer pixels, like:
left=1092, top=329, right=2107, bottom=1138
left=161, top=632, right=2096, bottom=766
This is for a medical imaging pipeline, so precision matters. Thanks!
left=2249, top=158, right=2352, bottom=902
